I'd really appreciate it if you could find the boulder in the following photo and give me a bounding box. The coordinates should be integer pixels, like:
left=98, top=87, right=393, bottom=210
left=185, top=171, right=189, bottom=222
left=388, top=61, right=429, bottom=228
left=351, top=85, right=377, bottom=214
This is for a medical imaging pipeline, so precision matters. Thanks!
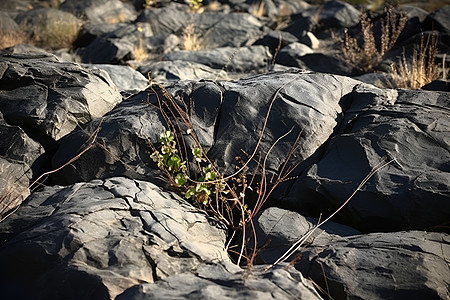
left=15, top=8, right=82, bottom=49
left=0, top=52, right=122, bottom=147
left=50, top=91, right=165, bottom=185
left=136, top=4, right=265, bottom=49
left=276, top=42, right=314, bottom=68
left=82, top=64, right=148, bottom=94
left=51, top=70, right=360, bottom=184
left=117, top=263, right=321, bottom=300
left=163, top=45, right=272, bottom=73
left=76, top=24, right=142, bottom=64
left=0, top=11, right=26, bottom=49
left=422, top=5, right=450, bottom=37
left=317, top=0, right=361, bottom=30
left=276, top=52, right=353, bottom=76
left=138, top=60, right=232, bottom=84
left=283, top=12, right=318, bottom=39
left=302, top=231, right=450, bottom=300
left=283, top=84, right=450, bottom=232
left=60, top=0, right=137, bottom=24
left=0, top=177, right=229, bottom=299
left=253, top=207, right=450, bottom=300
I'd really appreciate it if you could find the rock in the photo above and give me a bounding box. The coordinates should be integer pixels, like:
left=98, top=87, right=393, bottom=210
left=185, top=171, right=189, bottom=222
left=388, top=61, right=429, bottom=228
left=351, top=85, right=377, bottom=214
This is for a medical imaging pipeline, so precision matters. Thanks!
left=0, top=12, right=26, bottom=49
left=254, top=30, right=300, bottom=55
left=279, top=53, right=354, bottom=76
left=117, top=263, right=322, bottom=300
left=0, top=52, right=122, bottom=147
left=15, top=8, right=82, bottom=49
left=51, top=70, right=360, bottom=185
left=251, top=207, right=360, bottom=263
left=353, top=72, right=396, bottom=89
left=163, top=45, right=272, bottom=73
left=302, top=231, right=450, bottom=300
left=317, top=0, right=361, bottom=30
left=283, top=84, right=450, bottom=232
left=82, top=64, right=148, bottom=94
left=0, top=111, right=46, bottom=219
left=136, top=4, right=265, bottom=49
left=283, top=12, right=317, bottom=39
left=207, top=70, right=359, bottom=174
left=76, top=24, right=141, bottom=64
left=422, top=5, right=450, bottom=37
left=421, top=79, right=450, bottom=92
left=253, top=207, right=450, bottom=300
left=298, top=31, right=320, bottom=49
left=276, top=42, right=314, bottom=68
left=60, top=0, right=137, bottom=24
left=138, top=60, right=232, bottom=84
left=73, top=22, right=131, bottom=48
left=0, top=43, right=48, bottom=55
left=50, top=92, right=165, bottom=185
left=0, top=177, right=229, bottom=299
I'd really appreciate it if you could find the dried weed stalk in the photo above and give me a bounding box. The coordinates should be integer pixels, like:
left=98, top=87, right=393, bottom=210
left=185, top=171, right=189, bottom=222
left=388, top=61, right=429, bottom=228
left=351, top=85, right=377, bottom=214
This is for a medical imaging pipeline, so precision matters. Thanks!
left=342, top=6, right=407, bottom=73
left=389, top=32, right=443, bottom=89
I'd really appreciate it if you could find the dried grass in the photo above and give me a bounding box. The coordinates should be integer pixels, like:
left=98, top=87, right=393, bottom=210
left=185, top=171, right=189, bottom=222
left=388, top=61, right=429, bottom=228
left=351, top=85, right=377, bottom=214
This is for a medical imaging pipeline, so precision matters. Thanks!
left=250, top=1, right=265, bottom=17
left=182, top=24, right=203, bottom=51
left=389, top=32, right=443, bottom=89
left=341, top=6, right=407, bottom=73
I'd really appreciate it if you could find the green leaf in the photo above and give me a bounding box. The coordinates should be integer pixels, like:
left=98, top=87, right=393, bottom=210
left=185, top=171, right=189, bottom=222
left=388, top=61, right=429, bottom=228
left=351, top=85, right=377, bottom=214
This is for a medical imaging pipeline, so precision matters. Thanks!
left=167, top=155, right=182, bottom=171
left=204, top=171, right=215, bottom=181
left=185, top=188, right=196, bottom=199
left=196, top=184, right=211, bottom=195
left=192, top=147, right=202, bottom=158
left=160, top=131, right=174, bottom=145
left=175, top=173, right=187, bottom=186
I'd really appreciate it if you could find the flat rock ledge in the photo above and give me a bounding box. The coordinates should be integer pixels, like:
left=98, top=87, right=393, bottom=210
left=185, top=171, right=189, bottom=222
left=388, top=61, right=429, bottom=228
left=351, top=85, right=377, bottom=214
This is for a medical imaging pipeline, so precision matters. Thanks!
left=0, top=177, right=321, bottom=300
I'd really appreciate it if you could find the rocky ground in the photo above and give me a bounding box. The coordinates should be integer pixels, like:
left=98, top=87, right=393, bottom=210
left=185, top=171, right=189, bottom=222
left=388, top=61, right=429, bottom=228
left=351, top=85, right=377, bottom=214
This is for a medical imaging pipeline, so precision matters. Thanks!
left=0, top=0, right=449, bottom=299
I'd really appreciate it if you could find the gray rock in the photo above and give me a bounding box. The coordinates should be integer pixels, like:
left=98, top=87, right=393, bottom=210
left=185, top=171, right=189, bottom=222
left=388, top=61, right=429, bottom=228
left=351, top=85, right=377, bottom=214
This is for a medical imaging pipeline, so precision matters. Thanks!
left=284, top=84, right=450, bottom=232
left=0, top=177, right=229, bottom=299
left=0, top=52, right=122, bottom=145
left=283, top=12, right=318, bottom=39
left=0, top=11, right=25, bottom=49
left=51, top=69, right=360, bottom=185
left=317, top=0, right=361, bottom=30
left=0, top=157, right=31, bottom=221
left=163, top=45, right=272, bottom=73
left=82, top=64, right=148, bottom=94
left=298, top=32, right=320, bottom=49
left=302, top=231, right=450, bottom=300
left=208, top=69, right=360, bottom=174
left=0, top=112, right=45, bottom=220
left=137, top=4, right=265, bottom=49
left=76, top=24, right=141, bottom=64
left=15, top=8, right=82, bottom=49
left=50, top=92, right=166, bottom=185
left=138, top=60, right=233, bottom=84
left=117, top=263, right=321, bottom=300
left=423, top=5, right=450, bottom=36
left=276, top=42, right=314, bottom=66
left=253, top=207, right=450, bottom=300
left=60, top=0, right=137, bottom=24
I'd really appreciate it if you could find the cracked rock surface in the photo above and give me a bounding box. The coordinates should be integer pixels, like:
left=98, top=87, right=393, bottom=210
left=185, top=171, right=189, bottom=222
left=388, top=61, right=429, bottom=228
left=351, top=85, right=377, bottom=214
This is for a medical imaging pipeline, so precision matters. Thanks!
left=254, top=207, right=450, bottom=300
left=0, top=177, right=229, bottom=299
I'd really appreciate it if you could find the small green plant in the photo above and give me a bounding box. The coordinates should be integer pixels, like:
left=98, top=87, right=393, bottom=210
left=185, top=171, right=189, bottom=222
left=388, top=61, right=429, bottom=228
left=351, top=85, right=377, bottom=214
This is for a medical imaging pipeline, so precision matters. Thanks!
left=146, top=78, right=303, bottom=266
left=188, top=0, right=203, bottom=12
left=150, top=130, right=219, bottom=205
left=341, top=6, right=407, bottom=73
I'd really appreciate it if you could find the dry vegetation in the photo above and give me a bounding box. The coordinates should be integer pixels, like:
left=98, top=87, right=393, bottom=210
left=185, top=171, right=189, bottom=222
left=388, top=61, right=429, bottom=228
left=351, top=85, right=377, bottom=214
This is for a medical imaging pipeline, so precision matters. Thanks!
left=389, top=32, right=444, bottom=89
left=182, top=24, right=203, bottom=51
left=341, top=6, right=407, bottom=73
